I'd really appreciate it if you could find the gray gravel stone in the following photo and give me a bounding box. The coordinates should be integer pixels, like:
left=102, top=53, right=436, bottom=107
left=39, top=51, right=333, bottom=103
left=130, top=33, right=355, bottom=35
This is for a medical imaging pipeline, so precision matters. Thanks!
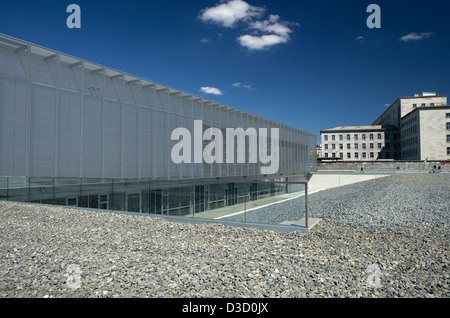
left=0, top=173, right=448, bottom=298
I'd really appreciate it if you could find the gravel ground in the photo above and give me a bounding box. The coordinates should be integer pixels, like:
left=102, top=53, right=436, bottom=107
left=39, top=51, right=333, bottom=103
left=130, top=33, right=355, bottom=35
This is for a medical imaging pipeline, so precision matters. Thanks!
left=0, top=173, right=448, bottom=298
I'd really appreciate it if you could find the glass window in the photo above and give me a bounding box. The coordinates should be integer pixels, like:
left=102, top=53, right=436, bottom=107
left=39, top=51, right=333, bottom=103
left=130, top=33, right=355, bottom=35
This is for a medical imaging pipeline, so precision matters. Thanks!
left=446, top=113, right=450, bottom=118
left=370, top=143, right=374, bottom=149
left=347, top=153, right=351, bottom=159
left=324, top=135, right=328, bottom=141
left=447, top=123, right=450, bottom=130
left=447, top=148, right=450, bottom=155
left=340, top=144, right=343, bottom=150
left=355, top=143, right=358, bottom=149
left=447, top=135, right=450, bottom=143
left=347, top=134, right=351, bottom=140
left=378, top=143, right=382, bottom=149
left=339, top=153, right=343, bottom=158
left=332, top=153, right=336, bottom=158
left=325, top=153, right=329, bottom=158
left=332, top=135, right=336, bottom=141
left=362, top=134, right=366, bottom=140
left=370, top=134, right=374, bottom=140
left=370, top=152, right=374, bottom=158
left=339, top=135, right=343, bottom=141
left=332, top=144, right=336, bottom=150
left=362, top=152, right=367, bottom=158
left=325, top=144, right=329, bottom=150
left=377, top=133, right=382, bottom=139
left=362, top=143, right=366, bottom=149
left=354, top=134, right=358, bottom=140
left=347, top=144, right=351, bottom=149
left=355, top=152, right=359, bottom=159
left=413, top=104, right=417, bottom=108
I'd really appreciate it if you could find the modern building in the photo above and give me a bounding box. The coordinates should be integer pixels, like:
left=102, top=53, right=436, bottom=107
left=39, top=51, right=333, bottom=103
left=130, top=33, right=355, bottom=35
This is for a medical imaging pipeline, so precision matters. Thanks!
left=320, top=92, right=450, bottom=161
left=0, top=33, right=316, bottom=224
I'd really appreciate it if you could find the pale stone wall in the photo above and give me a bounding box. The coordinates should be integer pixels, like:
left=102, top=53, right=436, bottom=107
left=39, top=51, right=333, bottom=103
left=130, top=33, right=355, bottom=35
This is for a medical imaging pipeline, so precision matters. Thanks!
left=419, top=109, right=450, bottom=160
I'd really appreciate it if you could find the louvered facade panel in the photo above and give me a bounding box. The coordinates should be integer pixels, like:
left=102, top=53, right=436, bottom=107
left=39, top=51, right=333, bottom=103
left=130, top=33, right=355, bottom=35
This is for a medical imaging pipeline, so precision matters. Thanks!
left=0, top=33, right=317, bottom=180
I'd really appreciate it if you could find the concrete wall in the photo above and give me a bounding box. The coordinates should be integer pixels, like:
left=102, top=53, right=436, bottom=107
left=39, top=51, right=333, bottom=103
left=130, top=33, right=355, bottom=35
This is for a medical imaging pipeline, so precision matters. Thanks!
left=308, top=173, right=389, bottom=191
left=317, top=160, right=448, bottom=171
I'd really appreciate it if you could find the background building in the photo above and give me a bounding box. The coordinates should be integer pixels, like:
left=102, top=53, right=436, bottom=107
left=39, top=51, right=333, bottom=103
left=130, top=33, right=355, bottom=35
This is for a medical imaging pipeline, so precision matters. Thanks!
left=0, top=33, right=316, bottom=221
left=320, top=125, right=397, bottom=161
left=321, top=92, right=450, bottom=162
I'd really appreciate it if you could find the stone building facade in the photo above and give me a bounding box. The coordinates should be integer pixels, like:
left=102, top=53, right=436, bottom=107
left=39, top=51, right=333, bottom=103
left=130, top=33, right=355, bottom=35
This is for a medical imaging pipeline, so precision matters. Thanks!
left=321, top=92, right=450, bottom=161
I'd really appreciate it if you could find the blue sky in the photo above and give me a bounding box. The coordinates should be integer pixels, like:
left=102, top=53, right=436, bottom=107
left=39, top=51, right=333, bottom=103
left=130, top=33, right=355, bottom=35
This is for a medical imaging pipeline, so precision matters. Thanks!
left=1, top=0, right=449, bottom=143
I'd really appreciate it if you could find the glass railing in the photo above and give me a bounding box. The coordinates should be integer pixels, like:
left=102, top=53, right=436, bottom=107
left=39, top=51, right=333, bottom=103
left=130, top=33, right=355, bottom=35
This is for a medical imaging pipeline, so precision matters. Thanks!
left=0, top=176, right=308, bottom=229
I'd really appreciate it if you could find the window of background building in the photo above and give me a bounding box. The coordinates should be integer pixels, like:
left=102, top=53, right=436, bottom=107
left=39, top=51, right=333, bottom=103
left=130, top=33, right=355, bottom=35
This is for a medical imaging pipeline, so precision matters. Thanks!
left=324, top=135, right=328, bottom=141
left=413, top=104, right=417, bottom=108
left=362, top=134, right=366, bottom=140
left=422, top=103, right=426, bottom=107
left=325, top=153, right=329, bottom=158
left=340, top=144, right=343, bottom=150
left=377, top=133, right=382, bottom=139
left=340, top=153, right=343, bottom=158
left=362, top=143, right=366, bottom=149
left=325, top=144, right=329, bottom=150
left=447, top=123, right=450, bottom=130
left=347, top=134, right=351, bottom=140
left=431, top=103, right=435, bottom=106
left=347, top=153, right=351, bottom=159
left=347, top=144, right=351, bottom=149
left=446, top=113, right=450, bottom=118
left=355, top=152, right=359, bottom=159
left=362, top=152, right=367, bottom=159
left=332, top=144, right=336, bottom=150
left=370, top=134, right=374, bottom=140
left=339, top=135, right=343, bottom=141
left=332, top=135, right=336, bottom=141
left=370, top=143, right=374, bottom=149
left=332, top=153, right=336, bottom=158
left=355, top=143, right=358, bottom=149
left=370, top=152, right=374, bottom=158
left=354, top=134, right=358, bottom=140
left=447, top=135, right=450, bottom=143
left=378, top=143, right=382, bottom=149
left=447, top=148, right=450, bottom=155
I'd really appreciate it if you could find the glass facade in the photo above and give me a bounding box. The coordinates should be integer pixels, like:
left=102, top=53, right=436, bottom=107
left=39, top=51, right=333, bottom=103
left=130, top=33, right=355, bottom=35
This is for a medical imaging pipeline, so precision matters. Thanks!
left=0, top=176, right=308, bottom=228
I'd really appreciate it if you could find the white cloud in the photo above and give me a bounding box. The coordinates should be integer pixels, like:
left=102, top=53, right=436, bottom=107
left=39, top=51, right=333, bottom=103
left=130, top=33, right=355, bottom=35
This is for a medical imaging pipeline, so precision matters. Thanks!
left=199, top=1, right=299, bottom=51
left=199, top=0, right=265, bottom=28
left=399, top=32, right=433, bottom=42
left=249, top=14, right=296, bottom=38
left=232, top=82, right=256, bottom=91
left=200, top=38, right=210, bottom=43
left=238, top=14, right=298, bottom=50
left=238, top=34, right=289, bottom=50
left=356, top=35, right=365, bottom=41
left=200, top=87, right=224, bottom=95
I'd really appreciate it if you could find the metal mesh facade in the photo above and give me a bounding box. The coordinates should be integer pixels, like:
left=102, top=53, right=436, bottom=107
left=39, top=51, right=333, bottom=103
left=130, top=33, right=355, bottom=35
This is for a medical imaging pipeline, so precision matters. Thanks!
left=0, top=33, right=317, bottom=180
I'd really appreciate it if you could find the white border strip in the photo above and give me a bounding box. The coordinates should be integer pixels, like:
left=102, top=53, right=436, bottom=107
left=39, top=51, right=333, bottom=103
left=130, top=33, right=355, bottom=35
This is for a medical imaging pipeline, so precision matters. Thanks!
left=215, top=190, right=322, bottom=220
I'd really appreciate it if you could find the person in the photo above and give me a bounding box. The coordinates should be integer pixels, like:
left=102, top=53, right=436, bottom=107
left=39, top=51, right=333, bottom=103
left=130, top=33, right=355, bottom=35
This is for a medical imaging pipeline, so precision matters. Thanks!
left=433, top=165, right=437, bottom=173
left=438, top=166, right=443, bottom=173
left=361, top=165, right=364, bottom=173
